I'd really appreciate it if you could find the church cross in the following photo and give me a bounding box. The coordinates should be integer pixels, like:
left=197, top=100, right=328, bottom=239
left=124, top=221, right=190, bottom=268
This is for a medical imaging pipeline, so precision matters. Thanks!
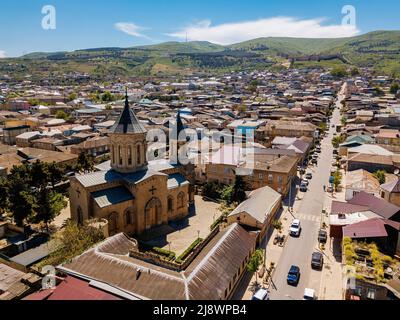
left=149, top=186, right=157, bottom=195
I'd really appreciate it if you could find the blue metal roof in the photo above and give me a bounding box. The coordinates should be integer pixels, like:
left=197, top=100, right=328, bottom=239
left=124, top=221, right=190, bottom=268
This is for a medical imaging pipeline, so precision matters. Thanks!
left=91, top=186, right=134, bottom=209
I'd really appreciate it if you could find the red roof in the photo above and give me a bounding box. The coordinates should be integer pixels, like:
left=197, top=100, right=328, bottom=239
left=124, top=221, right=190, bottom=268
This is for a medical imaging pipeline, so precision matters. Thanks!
left=330, top=201, right=369, bottom=214
left=343, top=218, right=400, bottom=239
left=348, top=192, right=400, bottom=220
left=23, top=276, right=122, bottom=300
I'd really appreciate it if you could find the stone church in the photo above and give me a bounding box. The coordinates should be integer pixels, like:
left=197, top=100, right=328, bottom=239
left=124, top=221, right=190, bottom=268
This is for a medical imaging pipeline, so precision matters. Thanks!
left=69, top=93, right=195, bottom=236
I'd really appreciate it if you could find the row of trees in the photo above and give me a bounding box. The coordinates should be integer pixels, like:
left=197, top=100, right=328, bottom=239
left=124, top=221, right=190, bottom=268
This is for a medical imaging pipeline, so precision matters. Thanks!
left=0, top=161, right=67, bottom=228
left=202, top=176, right=248, bottom=204
left=0, top=153, right=95, bottom=229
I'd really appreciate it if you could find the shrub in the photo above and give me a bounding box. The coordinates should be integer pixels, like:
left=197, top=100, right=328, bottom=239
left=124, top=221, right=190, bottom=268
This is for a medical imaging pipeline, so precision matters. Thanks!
left=176, top=238, right=203, bottom=264
left=152, top=247, right=176, bottom=261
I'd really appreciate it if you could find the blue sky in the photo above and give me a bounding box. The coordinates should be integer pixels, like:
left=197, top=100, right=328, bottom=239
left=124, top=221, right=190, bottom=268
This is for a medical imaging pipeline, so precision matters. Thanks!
left=1, top=0, right=400, bottom=57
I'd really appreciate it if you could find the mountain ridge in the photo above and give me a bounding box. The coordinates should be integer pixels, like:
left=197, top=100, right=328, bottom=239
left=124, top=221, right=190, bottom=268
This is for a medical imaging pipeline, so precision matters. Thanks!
left=2, top=31, right=400, bottom=80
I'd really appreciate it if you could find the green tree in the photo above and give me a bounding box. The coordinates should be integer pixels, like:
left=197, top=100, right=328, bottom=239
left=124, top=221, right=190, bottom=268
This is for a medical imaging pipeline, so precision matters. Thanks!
left=101, top=91, right=114, bottom=102
left=31, top=190, right=67, bottom=230
left=38, top=221, right=105, bottom=268
left=7, top=165, right=36, bottom=226
left=221, top=185, right=234, bottom=204
left=46, top=162, right=65, bottom=188
left=67, top=92, right=77, bottom=102
left=341, top=116, right=347, bottom=126
left=55, top=110, right=70, bottom=120
left=332, top=135, right=346, bottom=148
left=30, top=160, right=49, bottom=189
left=76, top=152, right=94, bottom=174
left=333, top=170, right=342, bottom=192
left=331, top=67, right=348, bottom=78
left=232, top=176, right=248, bottom=203
left=350, top=67, right=360, bottom=76
left=390, top=82, right=399, bottom=95
left=318, top=122, right=327, bottom=132
left=373, top=170, right=386, bottom=185
left=28, top=98, right=40, bottom=106
left=202, top=181, right=224, bottom=200
left=0, top=178, right=9, bottom=215
left=247, top=249, right=264, bottom=285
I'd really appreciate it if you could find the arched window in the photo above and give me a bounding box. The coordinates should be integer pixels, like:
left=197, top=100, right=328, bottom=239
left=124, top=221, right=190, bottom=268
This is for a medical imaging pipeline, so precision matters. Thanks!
left=127, top=146, right=132, bottom=166
left=125, top=210, right=132, bottom=225
left=112, top=145, right=116, bottom=164
left=137, top=144, right=141, bottom=165
left=77, top=206, right=83, bottom=225
left=177, top=192, right=185, bottom=209
left=108, top=212, right=118, bottom=235
left=119, top=146, right=123, bottom=165
left=168, top=197, right=174, bottom=211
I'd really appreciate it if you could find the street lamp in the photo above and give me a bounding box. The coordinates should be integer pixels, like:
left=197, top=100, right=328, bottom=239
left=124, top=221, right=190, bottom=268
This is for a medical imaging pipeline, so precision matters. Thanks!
left=197, top=230, right=200, bottom=241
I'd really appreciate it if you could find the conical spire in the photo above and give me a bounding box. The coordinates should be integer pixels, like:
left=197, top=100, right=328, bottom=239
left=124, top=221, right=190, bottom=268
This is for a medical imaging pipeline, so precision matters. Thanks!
left=109, top=89, right=147, bottom=134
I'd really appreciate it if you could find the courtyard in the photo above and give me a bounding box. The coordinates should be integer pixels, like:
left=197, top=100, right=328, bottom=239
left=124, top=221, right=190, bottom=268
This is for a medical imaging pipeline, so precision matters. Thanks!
left=144, top=195, right=221, bottom=256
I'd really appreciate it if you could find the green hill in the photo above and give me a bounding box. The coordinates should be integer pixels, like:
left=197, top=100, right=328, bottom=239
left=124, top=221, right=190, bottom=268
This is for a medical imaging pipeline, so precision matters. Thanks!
left=2, top=31, right=400, bottom=80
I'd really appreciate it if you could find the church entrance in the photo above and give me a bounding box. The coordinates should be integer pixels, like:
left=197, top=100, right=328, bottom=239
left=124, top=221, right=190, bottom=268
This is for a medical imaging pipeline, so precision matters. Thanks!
left=145, top=198, right=162, bottom=230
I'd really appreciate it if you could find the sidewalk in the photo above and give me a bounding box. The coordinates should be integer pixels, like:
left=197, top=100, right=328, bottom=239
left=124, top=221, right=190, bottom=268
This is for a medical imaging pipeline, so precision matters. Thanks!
left=240, top=187, right=305, bottom=300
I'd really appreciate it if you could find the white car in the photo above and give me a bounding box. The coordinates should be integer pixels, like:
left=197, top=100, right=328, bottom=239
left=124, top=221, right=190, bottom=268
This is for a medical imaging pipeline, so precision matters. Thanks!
left=303, top=288, right=316, bottom=300
left=252, top=288, right=269, bottom=300
left=289, top=219, right=301, bottom=237
left=301, top=179, right=309, bottom=186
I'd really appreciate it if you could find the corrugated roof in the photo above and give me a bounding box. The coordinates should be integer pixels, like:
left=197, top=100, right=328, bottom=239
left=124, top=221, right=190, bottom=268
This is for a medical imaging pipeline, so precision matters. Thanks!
left=10, top=239, right=58, bottom=267
left=381, top=178, right=400, bottom=193
left=343, top=218, right=388, bottom=239
left=348, top=191, right=400, bottom=220
left=91, top=187, right=134, bottom=209
left=75, top=170, right=121, bottom=188
left=228, top=186, right=281, bottom=224
left=59, top=225, right=256, bottom=300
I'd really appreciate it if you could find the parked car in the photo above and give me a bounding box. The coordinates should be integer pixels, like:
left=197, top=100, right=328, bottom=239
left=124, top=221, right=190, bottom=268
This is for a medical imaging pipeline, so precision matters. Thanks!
left=311, top=252, right=324, bottom=270
left=300, top=183, right=308, bottom=192
left=311, top=158, right=318, bottom=164
left=252, top=288, right=269, bottom=300
left=316, top=146, right=321, bottom=153
left=289, top=219, right=301, bottom=237
left=301, top=179, right=309, bottom=186
left=305, top=173, right=313, bottom=180
left=318, top=229, right=328, bottom=244
left=287, top=265, right=300, bottom=285
left=303, top=288, right=316, bottom=300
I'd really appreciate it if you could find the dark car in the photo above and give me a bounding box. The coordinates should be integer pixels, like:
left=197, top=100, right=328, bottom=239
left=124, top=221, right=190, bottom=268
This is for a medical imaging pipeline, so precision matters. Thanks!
left=311, top=252, right=324, bottom=270
left=287, top=265, right=300, bottom=286
left=318, top=229, right=328, bottom=244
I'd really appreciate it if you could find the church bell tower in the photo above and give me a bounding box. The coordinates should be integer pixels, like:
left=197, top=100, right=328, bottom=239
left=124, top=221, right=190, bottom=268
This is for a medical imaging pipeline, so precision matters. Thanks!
left=109, top=90, right=148, bottom=173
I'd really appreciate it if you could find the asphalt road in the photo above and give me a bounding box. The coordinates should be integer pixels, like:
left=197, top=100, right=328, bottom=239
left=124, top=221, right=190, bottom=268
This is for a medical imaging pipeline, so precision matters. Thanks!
left=268, top=90, right=343, bottom=300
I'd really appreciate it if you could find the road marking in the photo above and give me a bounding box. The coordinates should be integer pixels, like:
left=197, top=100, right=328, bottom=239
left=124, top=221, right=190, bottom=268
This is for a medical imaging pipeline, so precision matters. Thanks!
left=294, top=213, right=321, bottom=223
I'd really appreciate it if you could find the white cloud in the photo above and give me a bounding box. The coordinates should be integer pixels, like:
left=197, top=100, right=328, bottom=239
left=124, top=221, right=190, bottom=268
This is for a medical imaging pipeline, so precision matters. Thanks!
left=114, top=22, right=151, bottom=39
left=0, top=50, right=6, bottom=58
left=166, top=17, right=360, bottom=44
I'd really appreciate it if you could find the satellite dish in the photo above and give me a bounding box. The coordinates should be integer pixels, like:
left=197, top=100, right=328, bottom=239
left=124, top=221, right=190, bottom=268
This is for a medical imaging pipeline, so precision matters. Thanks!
left=395, top=169, right=400, bottom=176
